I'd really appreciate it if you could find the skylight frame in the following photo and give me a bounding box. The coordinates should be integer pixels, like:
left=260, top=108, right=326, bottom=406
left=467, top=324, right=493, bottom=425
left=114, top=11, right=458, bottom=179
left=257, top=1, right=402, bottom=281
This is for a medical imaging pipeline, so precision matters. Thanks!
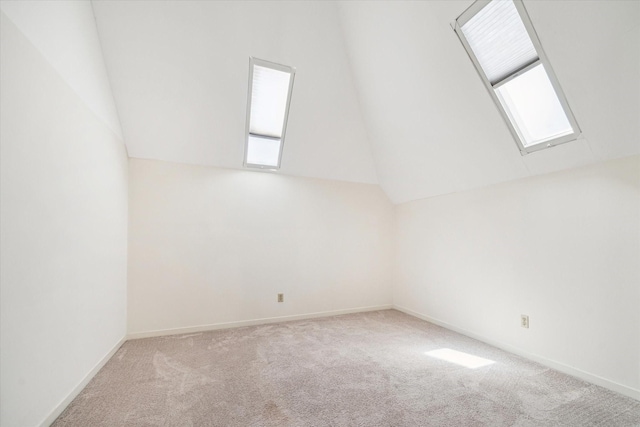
left=453, top=0, right=581, bottom=155
left=244, top=57, right=296, bottom=170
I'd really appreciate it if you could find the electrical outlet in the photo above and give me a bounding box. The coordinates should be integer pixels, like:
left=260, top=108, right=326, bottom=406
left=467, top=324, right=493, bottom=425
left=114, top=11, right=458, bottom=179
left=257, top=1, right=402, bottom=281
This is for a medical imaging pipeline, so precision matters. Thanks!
left=521, top=315, right=529, bottom=329
left=277, top=293, right=284, bottom=303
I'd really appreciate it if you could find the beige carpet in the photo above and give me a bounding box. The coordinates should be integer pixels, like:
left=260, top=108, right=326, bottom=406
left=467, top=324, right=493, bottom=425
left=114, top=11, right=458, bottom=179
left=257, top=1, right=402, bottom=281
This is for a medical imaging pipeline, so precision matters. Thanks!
left=53, top=310, right=640, bottom=426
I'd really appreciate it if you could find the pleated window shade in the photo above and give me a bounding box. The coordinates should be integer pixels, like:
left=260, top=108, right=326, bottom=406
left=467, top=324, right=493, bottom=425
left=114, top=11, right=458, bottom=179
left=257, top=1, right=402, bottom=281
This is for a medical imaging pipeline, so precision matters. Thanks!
left=249, top=65, right=292, bottom=138
left=461, top=0, right=538, bottom=85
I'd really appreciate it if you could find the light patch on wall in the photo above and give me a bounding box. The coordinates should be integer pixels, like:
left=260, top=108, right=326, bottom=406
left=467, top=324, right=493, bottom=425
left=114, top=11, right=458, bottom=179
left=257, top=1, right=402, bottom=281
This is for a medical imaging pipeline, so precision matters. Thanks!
left=425, top=348, right=495, bottom=369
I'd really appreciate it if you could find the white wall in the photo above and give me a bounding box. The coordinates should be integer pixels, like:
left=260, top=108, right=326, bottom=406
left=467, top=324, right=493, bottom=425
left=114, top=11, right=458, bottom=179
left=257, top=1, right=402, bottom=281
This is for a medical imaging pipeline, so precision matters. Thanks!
left=395, top=155, right=640, bottom=398
left=128, top=159, right=394, bottom=336
left=0, top=0, right=123, bottom=139
left=0, top=10, right=128, bottom=427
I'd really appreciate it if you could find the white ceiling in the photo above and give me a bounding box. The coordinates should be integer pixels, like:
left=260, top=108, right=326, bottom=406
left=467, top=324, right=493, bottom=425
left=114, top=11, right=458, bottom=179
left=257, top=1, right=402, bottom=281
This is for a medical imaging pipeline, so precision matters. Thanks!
left=92, top=0, right=639, bottom=203
left=0, top=1, right=123, bottom=140
left=92, top=1, right=378, bottom=185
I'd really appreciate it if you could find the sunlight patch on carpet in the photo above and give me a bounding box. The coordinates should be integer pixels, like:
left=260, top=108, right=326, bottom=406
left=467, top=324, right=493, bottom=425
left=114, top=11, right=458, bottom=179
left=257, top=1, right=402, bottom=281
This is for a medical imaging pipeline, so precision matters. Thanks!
left=425, top=348, right=495, bottom=369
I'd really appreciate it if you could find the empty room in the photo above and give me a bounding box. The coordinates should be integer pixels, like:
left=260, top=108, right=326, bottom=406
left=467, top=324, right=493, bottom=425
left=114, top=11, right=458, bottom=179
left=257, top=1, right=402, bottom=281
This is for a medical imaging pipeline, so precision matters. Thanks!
left=1, top=0, right=639, bottom=426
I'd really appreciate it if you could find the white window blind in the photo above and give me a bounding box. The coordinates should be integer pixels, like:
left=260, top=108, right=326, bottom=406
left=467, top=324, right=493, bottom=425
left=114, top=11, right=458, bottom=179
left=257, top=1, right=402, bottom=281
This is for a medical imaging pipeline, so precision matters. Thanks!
left=461, top=0, right=538, bottom=85
left=249, top=65, right=291, bottom=138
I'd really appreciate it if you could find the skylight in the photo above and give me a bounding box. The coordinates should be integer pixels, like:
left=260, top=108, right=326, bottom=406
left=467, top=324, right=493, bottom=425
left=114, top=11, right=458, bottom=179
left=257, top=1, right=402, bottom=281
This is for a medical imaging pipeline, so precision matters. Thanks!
left=453, top=0, right=580, bottom=154
left=244, top=58, right=296, bottom=169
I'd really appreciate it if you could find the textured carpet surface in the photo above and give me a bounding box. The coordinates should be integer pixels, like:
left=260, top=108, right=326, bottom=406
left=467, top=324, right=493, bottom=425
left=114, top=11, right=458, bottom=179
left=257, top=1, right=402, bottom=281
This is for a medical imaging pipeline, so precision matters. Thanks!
left=53, top=310, right=640, bottom=426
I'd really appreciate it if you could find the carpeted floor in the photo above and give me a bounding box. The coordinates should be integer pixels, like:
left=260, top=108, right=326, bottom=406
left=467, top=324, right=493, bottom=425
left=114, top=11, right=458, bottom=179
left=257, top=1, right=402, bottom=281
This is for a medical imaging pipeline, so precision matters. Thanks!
left=53, top=310, right=640, bottom=426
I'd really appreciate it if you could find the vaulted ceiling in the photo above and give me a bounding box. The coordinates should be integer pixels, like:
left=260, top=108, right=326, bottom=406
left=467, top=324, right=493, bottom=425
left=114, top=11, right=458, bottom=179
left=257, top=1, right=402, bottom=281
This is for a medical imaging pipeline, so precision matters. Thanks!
left=92, top=1, right=378, bottom=185
left=90, top=1, right=639, bottom=203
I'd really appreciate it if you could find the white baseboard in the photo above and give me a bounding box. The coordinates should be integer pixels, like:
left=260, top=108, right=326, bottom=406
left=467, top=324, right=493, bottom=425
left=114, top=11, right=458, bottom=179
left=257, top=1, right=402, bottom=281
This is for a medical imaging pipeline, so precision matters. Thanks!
left=127, top=304, right=394, bottom=340
left=393, top=305, right=640, bottom=401
left=39, top=336, right=126, bottom=427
